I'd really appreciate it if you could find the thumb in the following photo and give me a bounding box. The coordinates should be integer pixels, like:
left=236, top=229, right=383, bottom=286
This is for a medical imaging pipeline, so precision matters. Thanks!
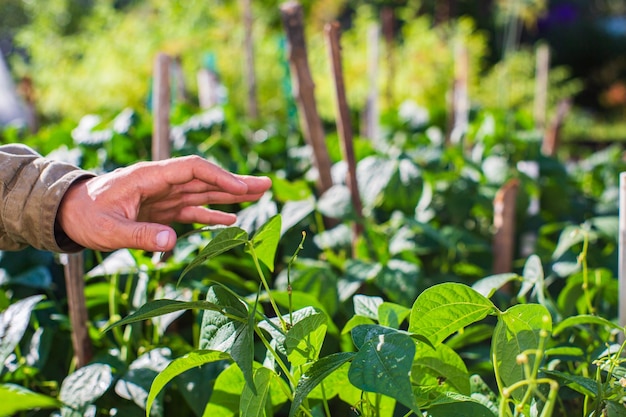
left=120, top=221, right=176, bottom=252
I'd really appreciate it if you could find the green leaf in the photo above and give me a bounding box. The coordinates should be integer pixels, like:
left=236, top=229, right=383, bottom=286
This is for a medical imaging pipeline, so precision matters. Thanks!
left=409, top=283, right=496, bottom=345
left=541, top=370, right=597, bottom=397
left=348, top=332, right=419, bottom=414
left=0, top=383, right=61, bottom=415
left=239, top=367, right=273, bottom=417
left=289, top=352, right=355, bottom=417
left=424, top=392, right=496, bottom=417
left=378, top=302, right=410, bottom=329
left=518, top=254, right=545, bottom=304
left=472, top=273, right=519, bottom=298
left=203, top=363, right=245, bottom=417
left=353, top=294, right=383, bottom=320
left=374, top=260, right=420, bottom=305
left=200, top=286, right=255, bottom=392
left=285, top=311, right=328, bottom=367
left=179, top=227, right=248, bottom=282
left=351, top=324, right=409, bottom=350
left=59, top=363, right=113, bottom=410
left=412, top=342, right=470, bottom=397
left=146, top=350, right=230, bottom=417
left=341, top=315, right=375, bottom=335
left=103, top=299, right=225, bottom=333
left=553, top=314, right=623, bottom=336
left=0, top=295, right=44, bottom=369
left=492, top=304, right=552, bottom=400
left=249, top=214, right=281, bottom=272
left=204, top=363, right=289, bottom=417
left=552, top=225, right=589, bottom=260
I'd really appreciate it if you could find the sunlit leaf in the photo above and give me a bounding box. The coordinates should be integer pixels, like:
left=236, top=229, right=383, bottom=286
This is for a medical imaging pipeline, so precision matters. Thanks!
left=103, top=299, right=224, bottom=333
left=249, top=214, right=281, bottom=272
left=146, top=350, right=230, bottom=417
left=378, top=302, right=410, bottom=329
left=353, top=294, right=383, bottom=320
left=0, top=295, right=44, bottom=369
left=493, top=304, right=552, bottom=400
left=59, top=363, right=113, bottom=410
left=240, top=367, right=273, bottom=417
left=285, top=311, right=327, bottom=367
left=0, top=384, right=61, bottom=415
left=409, top=283, right=496, bottom=345
left=472, top=273, right=519, bottom=298
left=553, top=314, right=623, bottom=336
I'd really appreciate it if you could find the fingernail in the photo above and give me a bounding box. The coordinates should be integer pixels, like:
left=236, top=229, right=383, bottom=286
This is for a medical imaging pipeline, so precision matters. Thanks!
left=156, top=230, right=170, bottom=249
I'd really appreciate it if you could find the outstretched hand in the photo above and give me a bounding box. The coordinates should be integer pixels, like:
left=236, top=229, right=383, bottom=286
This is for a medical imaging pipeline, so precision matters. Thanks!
left=57, top=155, right=272, bottom=252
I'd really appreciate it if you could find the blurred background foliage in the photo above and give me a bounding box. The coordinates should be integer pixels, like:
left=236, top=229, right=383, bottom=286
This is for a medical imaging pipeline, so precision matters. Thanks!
left=0, top=0, right=626, bottom=141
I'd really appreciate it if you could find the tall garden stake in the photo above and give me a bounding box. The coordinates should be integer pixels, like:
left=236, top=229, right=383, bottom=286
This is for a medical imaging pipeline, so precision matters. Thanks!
left=280, top=1, right=333, bottom=195
left=242, top=0, right=259, bottom=119
left=617, top=172, right=626, bottom=337
left=325, top=22, right=364, bottom=255
left=493, top=178, right=519, bottom=275
left=541, top=98, right=571, bottom=157
left=152, top=53, right=171, bottom=161
left=62, top=253, right=92, bottom=368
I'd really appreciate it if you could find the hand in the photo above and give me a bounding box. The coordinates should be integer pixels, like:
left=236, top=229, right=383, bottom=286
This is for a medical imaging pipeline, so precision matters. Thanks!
left=57, top=155, right=272, bottom=252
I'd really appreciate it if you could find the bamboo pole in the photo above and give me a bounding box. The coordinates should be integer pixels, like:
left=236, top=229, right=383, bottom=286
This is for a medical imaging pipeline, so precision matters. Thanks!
left=325, top=22, right=364, bottom=255
left=152, top=53, right=171, bottom=161
left=242, top=0, right=259, bottom=119
left=493, top=178, right=520, bottom=274
left=62, top=253, right=92, bottom=368
left=279, top=1, right=333, bottom=195
left=619, top=172, right=626, bottom=334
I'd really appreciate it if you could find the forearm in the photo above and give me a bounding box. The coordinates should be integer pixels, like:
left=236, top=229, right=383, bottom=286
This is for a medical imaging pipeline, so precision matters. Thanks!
left=0, top=144, right=95, bottom=252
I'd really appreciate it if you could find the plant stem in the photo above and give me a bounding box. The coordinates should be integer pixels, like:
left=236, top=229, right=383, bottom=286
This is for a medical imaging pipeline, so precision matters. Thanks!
left=253, top=326, right=297, bottom=388
left=579, top=229, right=595, bottom=314
left=247, top=242, right=287, bottom=330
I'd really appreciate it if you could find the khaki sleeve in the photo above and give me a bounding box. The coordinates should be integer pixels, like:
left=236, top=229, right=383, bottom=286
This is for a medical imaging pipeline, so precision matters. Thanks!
left=0, top=144, right=96, bottom=252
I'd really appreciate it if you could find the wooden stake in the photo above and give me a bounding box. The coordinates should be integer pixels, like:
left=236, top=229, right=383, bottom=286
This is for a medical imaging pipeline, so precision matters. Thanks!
left=493, top=178, right=520, bottom=274
left=541, top=98, right=571, bottom=157
left=242, top=0, right=259, bottom=119
left=325, top=22, right=364, bottom=254
left=280, top=1, right=333, bottom=195
left=62, top=253, right=92, bottom=368
left=534, top=44, right=550, bottom=132
left=152, top=53, right=171, bottom=161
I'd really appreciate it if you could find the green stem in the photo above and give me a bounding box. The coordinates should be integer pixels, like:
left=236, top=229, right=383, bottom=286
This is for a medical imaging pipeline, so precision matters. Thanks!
left=247, top=242, right=286, bottom=330
left=320, top=382, right=331, bottom=417
left=579, top=229, right=594, bottom=314
left=254, top=326, right=296, bottom=389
